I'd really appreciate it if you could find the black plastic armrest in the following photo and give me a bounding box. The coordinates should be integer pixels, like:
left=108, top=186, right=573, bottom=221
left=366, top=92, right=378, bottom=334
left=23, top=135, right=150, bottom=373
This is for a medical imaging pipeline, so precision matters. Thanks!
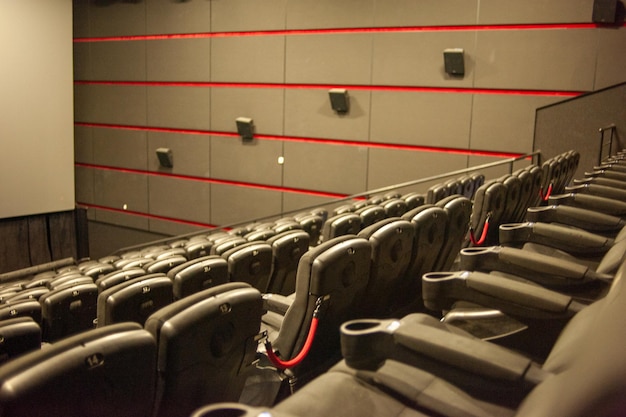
left=422, top=270, right=586, bottom=319
left=262, top=293, right=292, bottom=315
left=459, top=245, right=612, bottom=287
left=340, top=314, right=549, bottom=389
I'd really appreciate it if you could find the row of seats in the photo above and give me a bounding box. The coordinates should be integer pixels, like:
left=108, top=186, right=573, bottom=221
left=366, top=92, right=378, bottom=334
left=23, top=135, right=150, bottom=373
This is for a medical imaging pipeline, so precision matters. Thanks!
left=194, top=149, right=626, bottom=416
left=0, top=150, right=589, bottom=415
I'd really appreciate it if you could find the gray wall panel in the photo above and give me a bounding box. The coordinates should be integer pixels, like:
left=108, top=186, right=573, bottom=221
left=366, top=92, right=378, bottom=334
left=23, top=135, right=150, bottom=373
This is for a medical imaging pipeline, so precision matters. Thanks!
left=286, top=0, right=375, bottom=29
left=370, top=91, right=473, bottom=148
left=93, top=170, right=148, bottom=213
left=374, top=0, right=478, bottom=27
left=474, top=29, right=597, bottom=91
left=88, top=1, right=146, bottom=37
left=212, top=0, right=288, bottom=32
left=147, top=132, right=211, bottom=178
left=283, top=142, right=368, bottom=194
left=470, top=94, right=561, bottom=153
left=367, top=149, right=468, bottom=191
left=73, top=42, right=90, bottom=81
left=149, top=218, right=208, bottom=237
left=211, top=136, right=283, bottom=186
left=284, top=89, right=371, bottom=141
left=74, top=125, right=93, bottom=164
left=211, top=36, right=285, bottom=83
left=478, top=0, right=592, bottom=24
left=147, top=39, right=211, bottom=82
left=282, top=193, right=341, bottom=215
left=146, top=0, right=211, bottom=35
left=146, top=86, right=211, bottom=130
left=595, top=27, right=626, bottom=90
left=211, top=185, right=283, bottom=225
left=92, top=127, right=148, bottom=170
left=285, top=34, right=372, bottom=85
left=93, top=209, right=150, bottom=232
left=372, top=32, right=476, bottom=87
left=148, top=176, right=211, bottom=224
left=89, top=41, right=146, bottom=81
left=73, top=0, right=90, bottom=38
left=75, top=166, right=94, bottom=205
left=210, top=87, right=285, bottom=135
left=74, top=84, right=147, bottom=125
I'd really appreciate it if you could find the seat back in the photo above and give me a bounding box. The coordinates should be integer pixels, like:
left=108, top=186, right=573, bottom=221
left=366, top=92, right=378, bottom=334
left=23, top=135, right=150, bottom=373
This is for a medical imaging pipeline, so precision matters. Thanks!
left=97, top=274, right=173, bottom=327
left=167, top=256, right=229, bottom=300
left=95, top=267, right=147, bottom=294
left=145, top=283, right=263, bottom=417
left=320, top=213, right=362, bottom=242
left=358, top=218, right=415, bottom=317
left=272, top=235, right=371, bottom=369
left=0, top=323, right=156, bottom=417
left=266, top=230, right=311, bottom=296
left=0, top=317, right=41, bottom=364
left=39, top=283, right=98, bottom=342
left=221, top=241, right=273, bottom=292
left=434, top=195, right=472, bottom=271
left=381, top=198, right=408, bottom=218
left=355, top=205, right=387, bottom=229
left=469, top=180, right=507, bottom=246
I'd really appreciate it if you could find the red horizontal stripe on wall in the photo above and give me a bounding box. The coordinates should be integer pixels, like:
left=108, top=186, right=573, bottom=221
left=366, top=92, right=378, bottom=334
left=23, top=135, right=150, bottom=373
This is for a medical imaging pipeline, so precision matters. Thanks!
left=73, top=80, right=583, bottom=97
left=78, top=202, right=217, bottom=229
left=74, top=162, right=350, bottom=199
left=74, top=122, right=525, bottom=159
left=73, top=23, right=605, bottom=43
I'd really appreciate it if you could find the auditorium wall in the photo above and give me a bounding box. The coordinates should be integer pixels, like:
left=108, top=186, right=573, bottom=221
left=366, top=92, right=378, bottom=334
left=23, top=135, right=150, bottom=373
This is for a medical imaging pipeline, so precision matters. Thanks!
left=72, top=0, right=626, bottom=257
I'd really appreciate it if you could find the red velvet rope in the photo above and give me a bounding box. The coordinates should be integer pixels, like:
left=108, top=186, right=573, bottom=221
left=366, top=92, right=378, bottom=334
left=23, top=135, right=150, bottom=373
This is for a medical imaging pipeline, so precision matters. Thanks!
left=540, top=183, right=554, bottom=202
left=469, top=216, right=490, bottom=246
left=265, top=317, right=319, bottom=370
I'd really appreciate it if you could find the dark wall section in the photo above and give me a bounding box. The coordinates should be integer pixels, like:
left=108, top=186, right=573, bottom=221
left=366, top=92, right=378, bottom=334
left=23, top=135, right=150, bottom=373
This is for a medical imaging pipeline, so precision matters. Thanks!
left=72, top=0, right=626, bottom=256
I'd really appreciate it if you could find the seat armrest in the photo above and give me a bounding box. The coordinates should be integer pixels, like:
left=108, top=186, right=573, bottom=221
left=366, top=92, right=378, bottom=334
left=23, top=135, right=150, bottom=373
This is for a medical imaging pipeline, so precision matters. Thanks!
left=422, top=270, right=586, bottom=319
left=262, top=293, right=292, bottom=316
left=340, top=314, right=550, bottom=390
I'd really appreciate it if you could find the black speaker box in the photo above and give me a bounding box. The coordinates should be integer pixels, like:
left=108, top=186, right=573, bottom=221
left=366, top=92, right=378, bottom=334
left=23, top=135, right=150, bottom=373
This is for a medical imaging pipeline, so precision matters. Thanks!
left=592, top=0, right=618, bottom=23
left=156, top=148, right=173, bottom=168
left=443, top=48, right=465, bottom=76
left=329, top=89, right=349, bottom=113
left=236, top=117, right=255, bottom=141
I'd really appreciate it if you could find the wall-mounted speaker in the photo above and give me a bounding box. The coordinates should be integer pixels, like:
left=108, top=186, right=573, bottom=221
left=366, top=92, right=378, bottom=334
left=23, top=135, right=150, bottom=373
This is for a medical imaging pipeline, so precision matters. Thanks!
left=156, top=148, right=173, bottom=168
left=236, top=117, right=255, bottom=141
left=592, top=0, right=618, bottom=23
left=443, top=48, right=465, bottom=76
left=329, top=88, right=350, bottom=114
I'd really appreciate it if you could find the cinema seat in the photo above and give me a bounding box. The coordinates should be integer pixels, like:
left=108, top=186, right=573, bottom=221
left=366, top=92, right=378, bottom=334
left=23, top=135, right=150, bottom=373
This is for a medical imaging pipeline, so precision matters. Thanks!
left=221, top=242, right=273, bottom=292
left=265, top=230, right=310, bottom=296
left=166, top=256, right=229, bottom=300
left=525, top=204, right=626, bottom=239
left=39, top=282, right=98, bottom=342
left=262, top=235, right=371, bottom=384
left=145, top=283, right=263, bottom=417
left=433, top=195, right=472, bottom=271
left=319, top=213, right=361, bottom=242
left=0, top=317, right=41, bottom=364
left=0, top=322, right=156, bottom=417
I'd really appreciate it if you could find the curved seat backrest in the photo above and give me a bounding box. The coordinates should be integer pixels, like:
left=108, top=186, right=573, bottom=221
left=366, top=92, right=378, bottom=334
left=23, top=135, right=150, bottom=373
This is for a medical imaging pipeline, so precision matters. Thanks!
left=434, top=195, right=472, bottom=271
left=221, top=241, right=274, bottom=292
left=266, top=230, right=311, bottom=296
left=167, top=255, right=229, bottom=300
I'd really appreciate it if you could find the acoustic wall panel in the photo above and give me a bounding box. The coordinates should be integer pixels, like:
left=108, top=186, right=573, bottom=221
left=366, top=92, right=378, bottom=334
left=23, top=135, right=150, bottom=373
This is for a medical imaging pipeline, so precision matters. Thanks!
left=282, top=193, right=343, bottom=216
left=374, top=0, right=478, bottom=27
left=74, top=125, right=93, bottom=165
left=286, top=0, right=375, bottom=29
left=595, top=28, right=626, bottom=90
left=148, top=176, right=211, bottom=225
left=75, top=167, right=94, bottom=206
left=211, top=36, right=285, bottom=83
left=285, top=34, right=373, bottom=85
left=89, top=41, right=147, bottom=81
left=210, top=88, right=285, bottom=135
left=370, top=91, right=473, bottom=149
left=147, top=39, right=211, bottom=82
left=73, top=0, right=89, bottom=38
left=149, top=218, right=207, bottom=237
left=73, top=42, right=91, bottom=81
left=211, top=0, right=288, bottom=33
left=93, top=170, right=148, bottom=214
left=367, top=149, right=469, bottom=191
left=147, top=132, right=211, bottom=178
left=146, top=0, right=211, bottom=35
left=474, top=29, right=597, bottom=91
left=210, top=137, right=283, bottom=186
left=74, top=84, right=147, bottom=126
left=477, top=0, right=593, bottom=24
left=93, top=208, right=150, bottom=232
left=211, top=185, right=283, bottom=226
left=146, top=86, right=211, bottom=130
left=372, top=32, right=476, bottom=87
left=283, top=89, right=371, bottom=141
left=283, top=142, right=368, bottom=195
left=93, top=128, right=148, bottom=170
left=87, top=1, right=146, bottom=37
left=470, top=95, right=562, bottom=153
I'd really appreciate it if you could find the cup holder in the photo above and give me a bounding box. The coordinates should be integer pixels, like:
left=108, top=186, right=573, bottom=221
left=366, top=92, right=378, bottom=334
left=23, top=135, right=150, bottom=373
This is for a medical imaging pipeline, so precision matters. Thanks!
left=341, top=319, right=384, bottom=335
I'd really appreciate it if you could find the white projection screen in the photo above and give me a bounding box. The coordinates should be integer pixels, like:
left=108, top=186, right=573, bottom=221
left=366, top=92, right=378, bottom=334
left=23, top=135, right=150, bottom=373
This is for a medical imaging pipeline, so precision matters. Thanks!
left=0, top=0, right=74, bottom=219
